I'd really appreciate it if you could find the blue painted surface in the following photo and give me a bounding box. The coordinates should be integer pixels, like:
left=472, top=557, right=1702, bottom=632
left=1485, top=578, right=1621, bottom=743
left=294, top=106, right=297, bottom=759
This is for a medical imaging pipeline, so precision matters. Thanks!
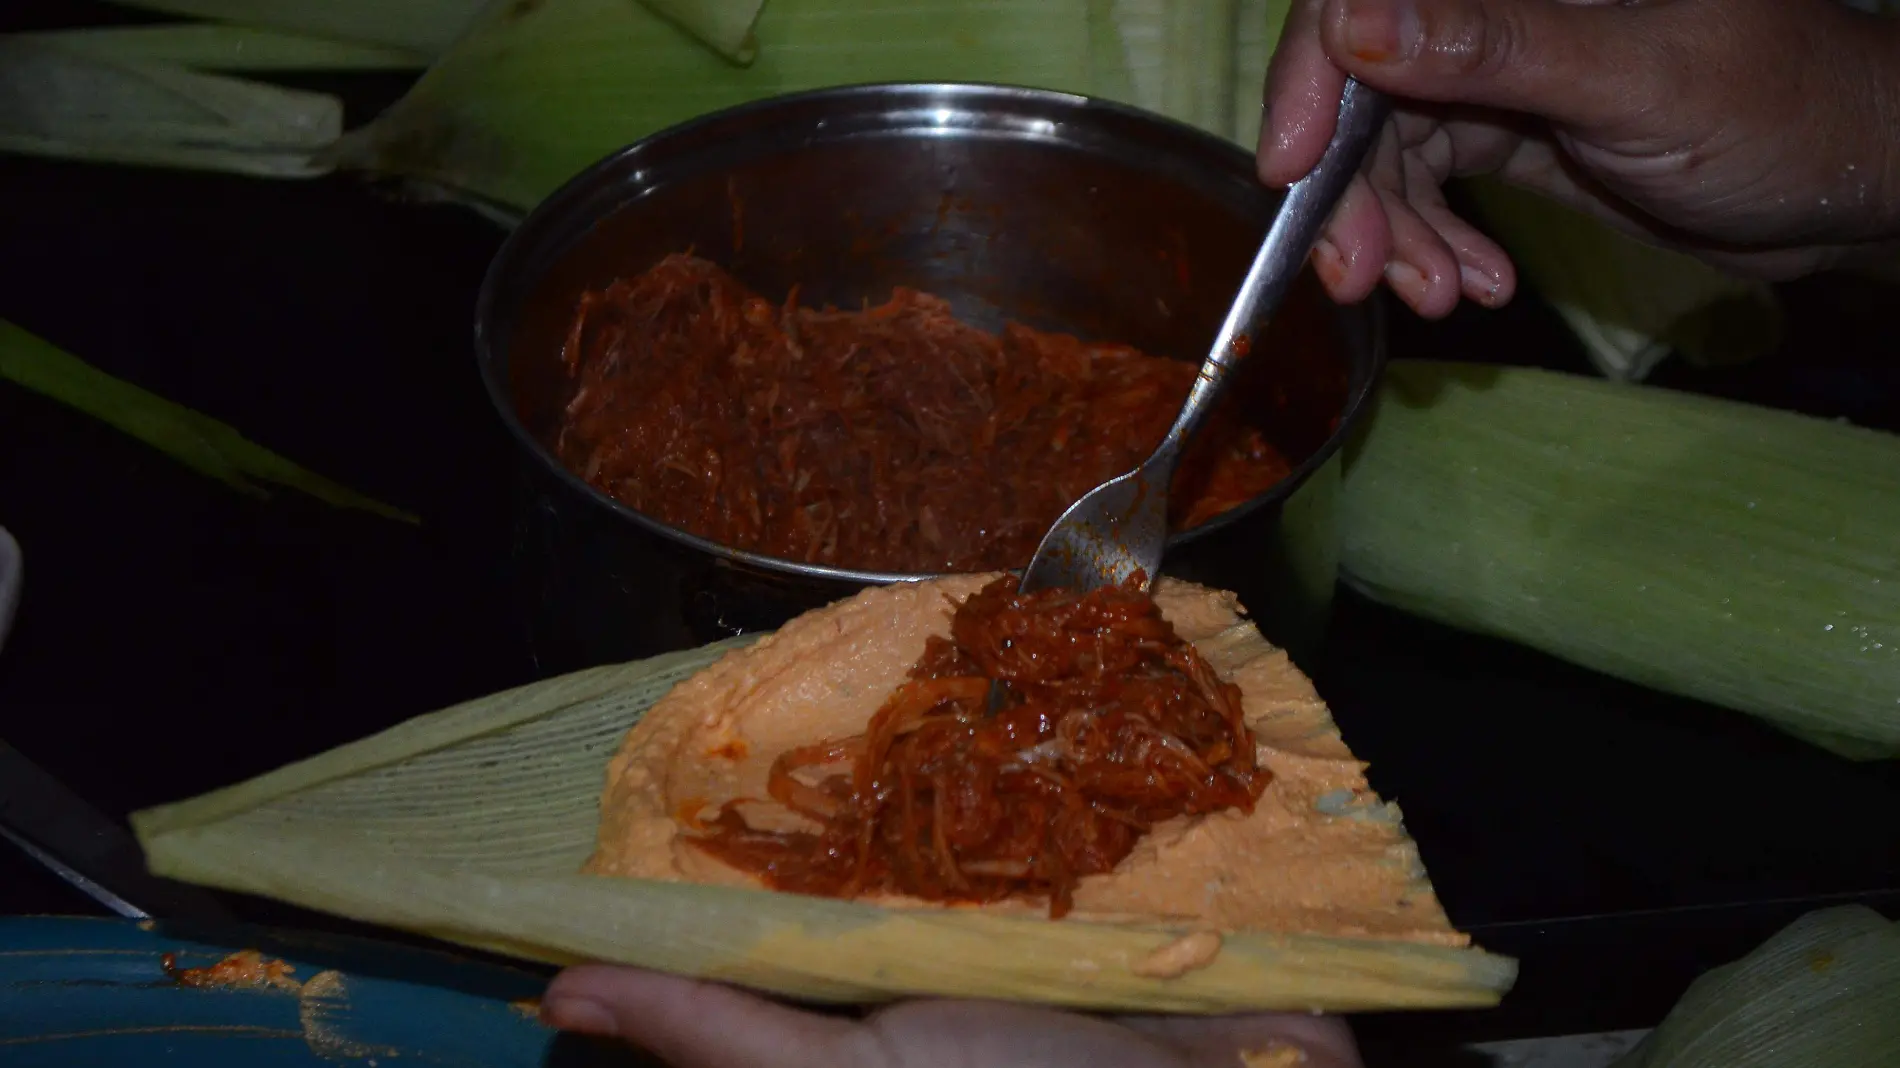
left=0, top=916, right=653, bottom=1067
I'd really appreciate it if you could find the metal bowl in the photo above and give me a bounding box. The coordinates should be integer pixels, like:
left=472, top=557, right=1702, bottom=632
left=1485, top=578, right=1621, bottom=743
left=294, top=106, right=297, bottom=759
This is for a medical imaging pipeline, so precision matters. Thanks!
left=476, top=83, right=1385, bottom=671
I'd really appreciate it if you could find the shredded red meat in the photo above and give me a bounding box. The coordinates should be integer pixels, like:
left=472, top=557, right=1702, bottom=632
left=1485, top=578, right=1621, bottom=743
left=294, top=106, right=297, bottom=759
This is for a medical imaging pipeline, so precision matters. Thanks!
left=685, top=575, right=1272, bottom=918
left=555, top=254, right=1291, bottom=572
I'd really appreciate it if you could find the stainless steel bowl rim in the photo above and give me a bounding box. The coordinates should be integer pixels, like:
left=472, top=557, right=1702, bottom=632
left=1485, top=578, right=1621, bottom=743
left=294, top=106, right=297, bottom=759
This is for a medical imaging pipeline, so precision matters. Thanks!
left=475, top=81, right=1387, bottom=587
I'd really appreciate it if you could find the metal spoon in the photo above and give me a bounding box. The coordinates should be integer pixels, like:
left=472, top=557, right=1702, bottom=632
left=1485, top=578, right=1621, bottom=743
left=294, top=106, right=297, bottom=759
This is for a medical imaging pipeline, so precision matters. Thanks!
left=1017, top=79, right=1391, bottom=597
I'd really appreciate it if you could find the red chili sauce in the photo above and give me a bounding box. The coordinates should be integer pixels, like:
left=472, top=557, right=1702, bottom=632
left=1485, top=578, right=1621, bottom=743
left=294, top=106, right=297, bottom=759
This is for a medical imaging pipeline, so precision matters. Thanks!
left=554, top=254, right=1292, bottom=572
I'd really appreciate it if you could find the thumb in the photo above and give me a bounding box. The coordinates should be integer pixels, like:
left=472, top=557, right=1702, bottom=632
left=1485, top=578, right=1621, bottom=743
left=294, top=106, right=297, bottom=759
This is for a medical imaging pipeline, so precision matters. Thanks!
left=1317, top=0, right=1640, bottom=129
left=542, top=966, right=858, bottom=1068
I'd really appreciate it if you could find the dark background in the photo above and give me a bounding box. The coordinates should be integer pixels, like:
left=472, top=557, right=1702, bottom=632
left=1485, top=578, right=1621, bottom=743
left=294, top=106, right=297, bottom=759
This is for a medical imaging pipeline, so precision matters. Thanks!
left=2, top=1, right=1898, bottom=1055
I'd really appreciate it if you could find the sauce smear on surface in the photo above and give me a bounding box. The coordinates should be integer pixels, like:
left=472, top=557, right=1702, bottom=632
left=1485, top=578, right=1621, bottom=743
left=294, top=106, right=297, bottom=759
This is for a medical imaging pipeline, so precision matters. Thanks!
left=685, top=574, right=1272, bottom=917
left=556, top=254, right=1291, bottom=572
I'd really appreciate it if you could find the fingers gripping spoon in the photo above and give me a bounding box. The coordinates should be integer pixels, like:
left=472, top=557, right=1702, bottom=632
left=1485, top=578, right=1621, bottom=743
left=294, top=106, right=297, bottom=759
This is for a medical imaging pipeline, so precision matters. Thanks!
left=1018, top=79, right=1390, bottom=598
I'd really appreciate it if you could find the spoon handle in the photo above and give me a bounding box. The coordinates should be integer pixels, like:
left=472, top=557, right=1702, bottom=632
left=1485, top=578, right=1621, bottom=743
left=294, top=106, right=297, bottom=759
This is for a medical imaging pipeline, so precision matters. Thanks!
left=1154, top=78, right=1392, bottom=463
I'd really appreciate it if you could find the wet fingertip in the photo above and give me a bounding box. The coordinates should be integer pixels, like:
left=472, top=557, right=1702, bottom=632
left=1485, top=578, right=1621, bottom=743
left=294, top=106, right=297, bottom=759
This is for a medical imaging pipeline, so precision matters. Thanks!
left=1383, top=260, right=1427, bottom=305
left=1386, top=261, right=1457, bottom=319
left=1257, top=138, right=1307, bottom=189
left=1312, top=238, right=1347, bottom=288
left=1459, top=264, right=1506, bottom=308
left=1256, top=155, right=1292, bottom=190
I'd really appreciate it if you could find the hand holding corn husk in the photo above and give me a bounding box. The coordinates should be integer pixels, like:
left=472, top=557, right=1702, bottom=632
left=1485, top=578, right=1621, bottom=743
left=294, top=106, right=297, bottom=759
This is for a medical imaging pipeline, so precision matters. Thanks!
left=536, top=906, right=1899, bottom=1068
left=1259, top=0, right=1900, bottom=328
left=541, top=966, right=1367, bottom=1067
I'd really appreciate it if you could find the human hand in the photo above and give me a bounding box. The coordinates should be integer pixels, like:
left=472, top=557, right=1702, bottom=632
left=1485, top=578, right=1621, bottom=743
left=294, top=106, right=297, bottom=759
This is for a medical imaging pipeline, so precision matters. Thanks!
left=541, top=965, right=1366, bottom=1068
left=1259, top=0, right=1900, bottom=318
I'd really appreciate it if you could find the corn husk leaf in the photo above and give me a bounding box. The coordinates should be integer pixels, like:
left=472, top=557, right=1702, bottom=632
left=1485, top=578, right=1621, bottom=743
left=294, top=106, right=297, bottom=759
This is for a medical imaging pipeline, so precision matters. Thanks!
left=1462, top=178, right=1784, bottom=383
left=331, top=0, right=1120, bottom=213
left=15, top=0, right=1217, bottom=208
left=0, top=37, right=339, bottom=177
left=0, top=320, right=416, bottom=524
left=1108, top=0, right=1238, bottom=139
left=1340, top=360, right=1900, bottom=760
left=131, top=633, right=1515, bottom=1013
left=115, top=0, right=763, bottom=65
left=1614, top=906, right=1900, bottom=1068
left=6, top=25, right=429, bottom=71
left=1229, top=0, right=1280, bottom=147
left=640, top=0, right=768, bottom=64
left=113, top=0, right=489, bottom=57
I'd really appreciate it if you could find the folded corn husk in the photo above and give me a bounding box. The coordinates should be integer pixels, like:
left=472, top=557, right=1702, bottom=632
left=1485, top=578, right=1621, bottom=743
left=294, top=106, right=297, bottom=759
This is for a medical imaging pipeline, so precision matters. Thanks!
left=1614, top=906, right=1900, bottom=1068
left=131, top=634, right=1515, bottom=1013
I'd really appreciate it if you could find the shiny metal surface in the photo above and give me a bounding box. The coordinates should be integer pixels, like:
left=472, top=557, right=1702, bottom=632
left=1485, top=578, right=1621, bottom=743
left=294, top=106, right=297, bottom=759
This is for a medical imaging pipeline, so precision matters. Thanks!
left=0, top=823, right=148, bottom=920
left=477, top=82, right=1386, bottom=665
left=0, top=740, right=234, bottom=924
left=1018, top=79, right=1391, bottom=594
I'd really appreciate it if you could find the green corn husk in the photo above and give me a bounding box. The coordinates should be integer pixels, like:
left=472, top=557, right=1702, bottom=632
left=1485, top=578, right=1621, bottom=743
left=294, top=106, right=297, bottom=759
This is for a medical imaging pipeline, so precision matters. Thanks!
left=1340, top=361, right=1900, bottom=759
left=113, top=0, right=491, bottom=57
left=131, top=625, right=1516, bottom=1013
left=1463, top=179, right=1785, bottom=383
left=0, top=37, right=341, bottom=177
left=8, top=25, right=429, bottom=71
left=640, top=0, right=769, bottom=64
left=1229, top=0, right=1276, bottom=147
left=116, top=0, right=765, bottom=64
left=1615, top=906, right=1900, bottom=1068
left=10, top=0, right=1257, bottom=210
left=0, top=320, right=415, bottom=524
left=1109, top=0, right=1239, bottom=139
left=329, top=0, right=1122, bottom=213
